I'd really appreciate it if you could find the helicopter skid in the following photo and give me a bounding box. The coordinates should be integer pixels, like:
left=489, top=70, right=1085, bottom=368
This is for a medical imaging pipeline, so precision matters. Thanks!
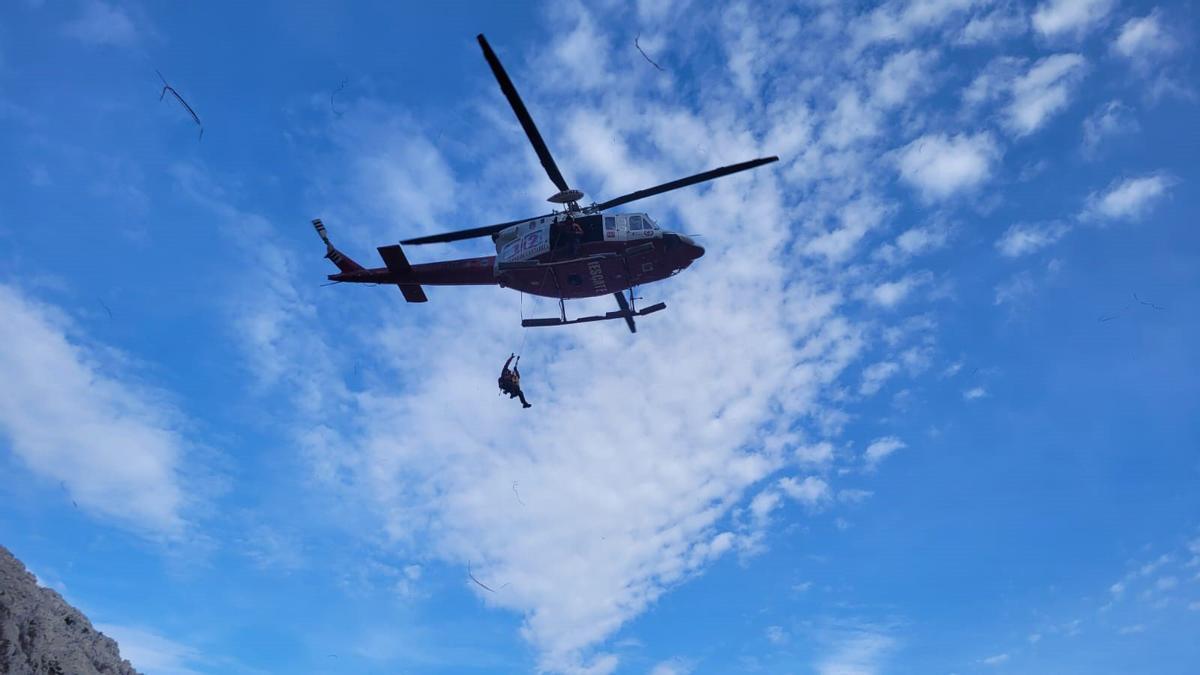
left=522, top=301, right=666, bottom=329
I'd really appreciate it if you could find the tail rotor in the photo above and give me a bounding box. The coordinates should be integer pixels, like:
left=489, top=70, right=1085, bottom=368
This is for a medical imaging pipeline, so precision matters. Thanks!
left=312, top=218, right=364, bottom=273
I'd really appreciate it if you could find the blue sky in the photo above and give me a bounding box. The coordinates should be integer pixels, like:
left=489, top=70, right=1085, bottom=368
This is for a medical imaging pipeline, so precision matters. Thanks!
left=1, top=0, right=1198, bottom=673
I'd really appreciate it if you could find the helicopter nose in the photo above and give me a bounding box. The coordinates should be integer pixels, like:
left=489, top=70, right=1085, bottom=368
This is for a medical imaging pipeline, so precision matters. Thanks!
left=677, top=234, right=704, bottom=259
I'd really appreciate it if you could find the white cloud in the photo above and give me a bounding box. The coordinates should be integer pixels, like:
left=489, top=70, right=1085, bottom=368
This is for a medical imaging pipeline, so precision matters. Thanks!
left=963, top=386, right=988, bottom=400
left=62, top=1, right=138, bottom=47
left=95, top=624, right=203, bottom=675
left=0, top=285, right=194, bottom=536
left=1113, top=12, right=1176, bottom=65
left=823, top=88, right=882, bottom=148
left=779, top=476, right=832, bottom=507
left=958, top=5, right=1027, bottom=45
left=815, top=623, right=897, bottom=675
left=896, top=132, right=999, bottom=201
left=1139, top=554, right=1172, bottom=577
left=838, top=489, right=874, bottom=504
left=649, top=658, right=694, bottom=675
left=982, top=652, right=1011, bottom=665
left=872, top=49, right=937, bottom=109
left=804, top=197, right=891, bottom=263
left=1081, top=100, right=1139, bottom=158
left=868, top=274, right=926, bottom=309
left=795, top=441, right=836, bottom=467
left=1186, top=546, right=1200, bottom=564
left=1118, top=624, right=1146, bottom=635
left=860, top=361, right=901, bottom=396
left=894, top=223, right=950, bottom=257
left=1031, top=0, right=1114, bottom=39
left=1082, top=174, right=1177, bottom=222
left=876, top=223, right=951, bottom=264
left=963, top=57, right=1023, bottom=109
left=899, top=347, right=932, bottom=375
left=994, top=271, right=1036, bottom=306
left=853, top=0, right=982, bottom=49
left=864, top=437, right=905, bottom=470
left=996, top=222, right=1070, bottom=257
left=1005, top=54, right=1087, bottom=136
left=766, top=625, right=789, bottom=645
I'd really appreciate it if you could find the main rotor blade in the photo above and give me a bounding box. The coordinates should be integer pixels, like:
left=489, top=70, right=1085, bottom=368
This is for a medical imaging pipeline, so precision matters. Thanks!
left=477, top=34, right=570, bottom=194
left=400, top=217, right=529, bottom=245
left=593, top=156, right=779, bottom=212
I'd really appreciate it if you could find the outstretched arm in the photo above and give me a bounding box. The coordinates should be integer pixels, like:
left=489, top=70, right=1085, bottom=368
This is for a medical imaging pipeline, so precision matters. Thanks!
left=503, top=354, right=515, bottom=370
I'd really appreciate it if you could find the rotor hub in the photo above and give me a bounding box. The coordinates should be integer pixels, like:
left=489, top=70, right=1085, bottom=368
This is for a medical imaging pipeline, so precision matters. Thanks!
left=547, top=189, right=585, bottom=205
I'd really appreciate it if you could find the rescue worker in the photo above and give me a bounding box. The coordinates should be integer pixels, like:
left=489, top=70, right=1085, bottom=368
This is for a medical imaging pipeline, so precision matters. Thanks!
left=567, top=217, right=583, bottom=258
left=555, top=216, right=584, bottom=258
left=499, top=353, right=532, bottom=408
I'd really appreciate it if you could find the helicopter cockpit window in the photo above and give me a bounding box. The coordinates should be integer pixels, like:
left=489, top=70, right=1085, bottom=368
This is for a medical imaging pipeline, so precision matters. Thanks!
left=629, top=215, right=644, bottom=230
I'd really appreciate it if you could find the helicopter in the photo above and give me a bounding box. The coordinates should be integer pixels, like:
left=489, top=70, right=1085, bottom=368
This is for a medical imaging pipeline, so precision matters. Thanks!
left=314, top=34, right=777, bottom=333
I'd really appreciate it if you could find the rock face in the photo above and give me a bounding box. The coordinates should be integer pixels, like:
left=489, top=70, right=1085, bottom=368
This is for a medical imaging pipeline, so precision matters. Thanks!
left=0, top=545, right=140, bottom=675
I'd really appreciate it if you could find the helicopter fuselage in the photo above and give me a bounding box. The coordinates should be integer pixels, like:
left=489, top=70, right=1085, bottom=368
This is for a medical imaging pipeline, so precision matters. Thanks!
left=328, top=212, right=704, bottom=300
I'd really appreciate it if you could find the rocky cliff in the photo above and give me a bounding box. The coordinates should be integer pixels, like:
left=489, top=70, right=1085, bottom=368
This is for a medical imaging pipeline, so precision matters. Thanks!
left=0, top=545, right=139, bottom=675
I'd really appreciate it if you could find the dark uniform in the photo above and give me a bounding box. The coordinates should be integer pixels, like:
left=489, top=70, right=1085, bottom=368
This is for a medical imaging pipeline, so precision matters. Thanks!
left=555, top=217, right=583, bottom=259
left=499, top=354, right=532, bottom=408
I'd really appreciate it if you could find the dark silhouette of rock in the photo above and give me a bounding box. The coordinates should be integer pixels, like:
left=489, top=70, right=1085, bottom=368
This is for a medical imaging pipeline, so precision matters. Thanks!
left=1, top=545, right=140, bottom=675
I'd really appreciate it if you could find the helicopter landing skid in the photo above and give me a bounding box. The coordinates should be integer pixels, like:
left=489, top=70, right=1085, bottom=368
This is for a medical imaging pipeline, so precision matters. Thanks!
left=522, top=293, right=666, bottom=333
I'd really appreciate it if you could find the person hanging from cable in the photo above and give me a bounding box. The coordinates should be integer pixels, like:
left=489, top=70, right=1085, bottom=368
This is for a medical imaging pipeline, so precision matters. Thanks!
left=498, top=353, right=532, bottom=408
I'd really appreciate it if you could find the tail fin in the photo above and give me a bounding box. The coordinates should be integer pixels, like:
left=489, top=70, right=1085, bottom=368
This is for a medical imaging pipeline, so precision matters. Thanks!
left=312, top=218, right=364, bottom=273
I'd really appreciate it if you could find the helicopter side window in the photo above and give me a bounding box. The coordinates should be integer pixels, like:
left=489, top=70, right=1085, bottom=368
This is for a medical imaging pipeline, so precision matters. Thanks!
left=629, top=215, right=643, bottom=230
left=604, top=216, right=616, bottom=240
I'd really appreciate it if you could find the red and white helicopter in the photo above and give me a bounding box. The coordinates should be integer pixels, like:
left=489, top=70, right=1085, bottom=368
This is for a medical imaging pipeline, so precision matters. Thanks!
left=314, top=34, right=777, bottom=333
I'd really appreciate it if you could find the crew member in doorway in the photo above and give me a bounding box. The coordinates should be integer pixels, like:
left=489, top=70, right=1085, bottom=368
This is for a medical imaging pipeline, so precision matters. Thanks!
left=556, top=216, right=583, bottom=259
left=499, top=353, right=532, bottom=408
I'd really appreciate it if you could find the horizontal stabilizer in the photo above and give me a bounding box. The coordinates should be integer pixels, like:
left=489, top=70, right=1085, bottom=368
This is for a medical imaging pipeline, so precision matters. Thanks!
left=377, top=245, right=429, bottom=303
left=398, top=284, right=428, bottom=303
